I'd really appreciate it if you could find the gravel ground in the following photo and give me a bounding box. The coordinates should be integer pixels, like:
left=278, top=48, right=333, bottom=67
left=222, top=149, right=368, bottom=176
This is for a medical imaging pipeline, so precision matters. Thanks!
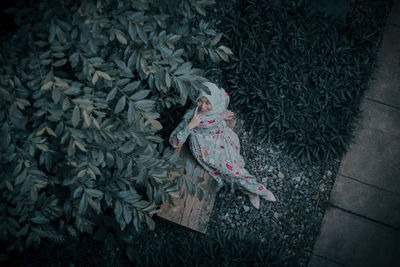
left=207, top=128, right=340, bottom=266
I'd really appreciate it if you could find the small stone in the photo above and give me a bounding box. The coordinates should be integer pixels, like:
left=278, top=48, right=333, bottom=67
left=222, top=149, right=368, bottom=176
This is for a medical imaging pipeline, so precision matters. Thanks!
left=243, top=205, right=250, bottom=212
left=293, top=176, right=301, bottom=183
left=262, top=178, right=268, bottom=183
left=327, top=170, right=332, bottom=177
left=274, top=212, right=279, bottom=219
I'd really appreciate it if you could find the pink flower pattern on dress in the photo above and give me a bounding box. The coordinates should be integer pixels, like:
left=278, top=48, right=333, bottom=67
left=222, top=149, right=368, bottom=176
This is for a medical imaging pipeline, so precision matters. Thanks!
left=226, top=163, right=233, bottom=171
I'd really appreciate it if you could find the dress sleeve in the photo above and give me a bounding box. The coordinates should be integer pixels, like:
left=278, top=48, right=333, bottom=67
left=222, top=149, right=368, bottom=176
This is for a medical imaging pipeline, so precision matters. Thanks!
left=169, top=117, right=192, bottom=148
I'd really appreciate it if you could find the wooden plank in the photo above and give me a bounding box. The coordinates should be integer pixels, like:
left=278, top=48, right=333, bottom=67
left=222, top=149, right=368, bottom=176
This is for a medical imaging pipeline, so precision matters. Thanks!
left=157, top=143, right=218, bottom=234
left=157, top=118, right=243, bottom=234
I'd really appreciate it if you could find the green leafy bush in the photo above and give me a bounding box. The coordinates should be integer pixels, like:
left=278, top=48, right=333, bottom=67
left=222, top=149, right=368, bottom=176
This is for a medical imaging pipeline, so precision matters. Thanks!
left=218, top=0, right=389, bottom=162
left=0, top=0, right=232, bottom=255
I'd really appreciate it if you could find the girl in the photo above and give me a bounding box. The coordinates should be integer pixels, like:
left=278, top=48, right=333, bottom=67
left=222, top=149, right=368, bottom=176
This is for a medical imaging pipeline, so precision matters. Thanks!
left=169, top=82, right=276, bottom=209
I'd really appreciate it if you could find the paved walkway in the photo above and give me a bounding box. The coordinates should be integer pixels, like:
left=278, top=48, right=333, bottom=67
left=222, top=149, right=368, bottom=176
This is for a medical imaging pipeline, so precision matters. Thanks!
left=308, top=1, right=400, bottom=267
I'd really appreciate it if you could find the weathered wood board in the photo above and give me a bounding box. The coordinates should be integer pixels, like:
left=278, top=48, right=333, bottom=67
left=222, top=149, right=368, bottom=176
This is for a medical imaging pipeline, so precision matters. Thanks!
left=157, top=143, right=218, bottom=234
left=157, top=118, right=243, bottom=234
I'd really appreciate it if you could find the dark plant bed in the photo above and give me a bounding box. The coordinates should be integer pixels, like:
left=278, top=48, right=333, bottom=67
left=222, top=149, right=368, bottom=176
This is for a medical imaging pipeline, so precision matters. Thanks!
left=213, top=0, right=391, bottom=162
left=1, top=234, right=129, bottom=266
left=2, top=219, right=295, bottom=266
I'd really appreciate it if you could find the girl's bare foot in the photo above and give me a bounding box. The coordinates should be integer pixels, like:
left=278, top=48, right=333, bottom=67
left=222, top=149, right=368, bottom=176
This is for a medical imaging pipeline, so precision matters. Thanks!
left=248, top=194, right=260, bottom=209
left=261, top=189, right=276, bottom=202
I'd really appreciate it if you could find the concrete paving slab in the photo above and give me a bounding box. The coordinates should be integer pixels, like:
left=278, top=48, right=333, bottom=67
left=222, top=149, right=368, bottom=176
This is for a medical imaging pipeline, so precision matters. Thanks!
left=308, top=254, right=344, bottom=267
left=330, top=175, right=400, bottom=228
left=388, top=0, right=400, bottom=26
left=312, top=208, right=400, bottom=267
left=365, top=25, right=400, bottom=108
left=339, top=128, right=400, bottom=194
left=358, top=98, right=400, bottom=136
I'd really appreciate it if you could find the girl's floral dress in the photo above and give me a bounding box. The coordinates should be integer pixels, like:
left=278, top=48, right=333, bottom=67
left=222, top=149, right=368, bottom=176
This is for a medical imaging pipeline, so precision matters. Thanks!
left=169, top=82, right=271, bottom=196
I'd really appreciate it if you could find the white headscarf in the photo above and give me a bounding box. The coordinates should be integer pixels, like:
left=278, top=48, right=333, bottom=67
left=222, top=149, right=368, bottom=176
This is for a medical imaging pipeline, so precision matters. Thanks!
left=197, top=82, right=226, bottom=120
left=184, top=82, right=228, bottom=129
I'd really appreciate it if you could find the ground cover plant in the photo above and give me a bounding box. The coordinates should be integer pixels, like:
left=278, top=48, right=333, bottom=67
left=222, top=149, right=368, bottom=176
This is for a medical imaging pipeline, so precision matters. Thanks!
left=217, top=0, right=389, bottom=162
left=2, top=226, right=295, bottom=266
left=126, top=229, right=294, bottom=266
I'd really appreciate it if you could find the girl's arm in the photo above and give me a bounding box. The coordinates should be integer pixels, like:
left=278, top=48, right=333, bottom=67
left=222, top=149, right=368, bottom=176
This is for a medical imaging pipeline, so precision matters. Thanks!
left=169, top=107, right=202, bottom=149
left=169, top=117, right=192, bottom=149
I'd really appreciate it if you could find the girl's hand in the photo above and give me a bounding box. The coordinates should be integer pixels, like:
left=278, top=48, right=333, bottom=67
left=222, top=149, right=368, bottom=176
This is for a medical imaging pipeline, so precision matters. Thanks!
left=188, top=107, right=202, bottom=130
left=225, top=110, right=235, bottom=121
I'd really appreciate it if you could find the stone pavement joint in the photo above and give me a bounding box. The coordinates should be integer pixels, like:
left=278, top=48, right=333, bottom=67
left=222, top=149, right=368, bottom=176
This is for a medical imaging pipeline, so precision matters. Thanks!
left=365, top=96, right=400, bottom=111
left=331, top=174, right=400, bottom=229
left=308, top=254, right=345, bottom=267
left=339, top=173, right=400, bottom=198
left=330, top=204, right=400, bottom=232
left=338, top=128, right=400, bottom=194
left=310, top=208, right=400, bottom=267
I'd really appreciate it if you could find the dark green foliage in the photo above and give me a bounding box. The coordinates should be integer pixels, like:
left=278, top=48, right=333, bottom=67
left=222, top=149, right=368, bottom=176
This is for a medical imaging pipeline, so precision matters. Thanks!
left=0, top=0, right=231, bottom=256
left=126, top=230, right=295, bottom=266
left=218, top=0, right=389, bottom=162
left=1, top=229, right=294, bottom=266
left=306, top=0, right=350, bottom=26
